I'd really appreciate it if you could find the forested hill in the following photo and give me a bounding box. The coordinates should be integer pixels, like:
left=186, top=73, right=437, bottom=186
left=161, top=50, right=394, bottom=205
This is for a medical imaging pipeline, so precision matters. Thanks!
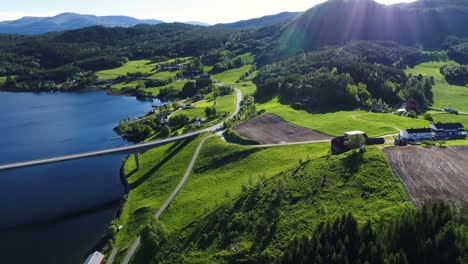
left=279, top=0, right=468, bottom=54
left=0, top=23, right=236, bottom=76
left=214, top=12, right=301, bottom=29
left=0, top=13, right=164, bottom=35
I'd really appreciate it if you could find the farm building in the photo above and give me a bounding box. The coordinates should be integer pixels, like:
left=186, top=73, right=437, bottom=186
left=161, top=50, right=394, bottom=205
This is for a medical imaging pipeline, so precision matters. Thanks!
left=430, top=123, right=467, bottom=139
left=331, top=131, right=385, bottom=154
left=395, top=123, right=467, bottom=145
left=395, top=128, right=434, bottom=145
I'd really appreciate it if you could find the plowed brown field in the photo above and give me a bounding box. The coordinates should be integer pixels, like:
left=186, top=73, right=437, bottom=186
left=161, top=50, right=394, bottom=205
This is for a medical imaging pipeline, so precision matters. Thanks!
left=383, top=146, right=468, bottom=209
left=233, top=114, right=332, bottom=144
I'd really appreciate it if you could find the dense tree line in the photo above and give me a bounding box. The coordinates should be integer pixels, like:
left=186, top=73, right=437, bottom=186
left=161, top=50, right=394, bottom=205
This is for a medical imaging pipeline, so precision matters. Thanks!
left=254, top=44, right=434, bottom=111
left=440, top=64, right=468, bottom=85
left=283, top=203, right=468, bottom=264
left=0, top=23, right=234, bottom=77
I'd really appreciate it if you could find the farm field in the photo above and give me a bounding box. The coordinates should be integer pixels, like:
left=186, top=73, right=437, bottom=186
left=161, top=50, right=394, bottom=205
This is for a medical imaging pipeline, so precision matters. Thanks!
left=383, top=146, right=468, bottom=210
left=162, top=146, right=412, bottom=263
left=212, top=64, right=252, bottom=83
left=257, top=99, right=404, bottom=137
left=96, top=60, right=157, bottom=79
left=405, top=61, right=468, bottom=112
left=234, top=113, right=332, bottom=144
left=172, top=94, right=236, bottom=120
left=159, top=138, right=331, bottom=231
left=431, top=112, right=468, bottom=127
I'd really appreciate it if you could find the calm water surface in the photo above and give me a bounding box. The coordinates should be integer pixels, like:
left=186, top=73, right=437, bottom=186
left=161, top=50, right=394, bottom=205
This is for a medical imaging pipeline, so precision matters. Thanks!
left=0, top=91, right=158, bottom=263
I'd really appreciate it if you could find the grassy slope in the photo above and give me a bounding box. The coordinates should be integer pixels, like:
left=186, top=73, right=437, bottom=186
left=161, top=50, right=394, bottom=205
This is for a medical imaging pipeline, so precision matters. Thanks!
left=160, top=138, right=331, bottom=232
left=97, top=60, right=157, bottom=79
left=211, top=53, right=254, bottom=83
left=212, top=65, right=252, bottom=83
left=112, top=136, right=204, bottom=263
left=163, top=147, right=411, bottom=263
left=173, top=95, right=235, bottom=120
left=405, top=61, right=468, bottom=112
left=257, top=98, right=406, bottom=137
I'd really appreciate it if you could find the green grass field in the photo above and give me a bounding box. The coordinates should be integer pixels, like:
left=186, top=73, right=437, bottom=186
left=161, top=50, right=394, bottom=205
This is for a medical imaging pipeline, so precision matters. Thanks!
left=405, top=61, right=468, bottom=112
left=148, top=70, right=177, bottom=80
left=234, top=81, right=256, bottom=96
left=212, top=65, right=252, bottom=83
left=161, top=146, right=412, bottom=263
left=159, top=138, right=331, bottom=231
left=111, top=136, right=205, bottom=263
left=97, top=60, right=157, bottom=79
left=431, top=112, right=468, bottom=127
left=172, top=94, right=236, bottom=120
left=257, top=98, right=412, bottom=137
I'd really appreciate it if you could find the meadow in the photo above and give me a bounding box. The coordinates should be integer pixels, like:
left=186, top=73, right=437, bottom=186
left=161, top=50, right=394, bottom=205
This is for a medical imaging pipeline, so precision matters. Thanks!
left=257, top=98, right=417, bottom=137
left=405, top=61, right=468, bottom=112
left=172, top=94, right=236, bottom=120
left=96, top=60, right=157, bottom=80
left=160, top=138, right=331, bottom=231
left=111, top=136, right=205, bottom=263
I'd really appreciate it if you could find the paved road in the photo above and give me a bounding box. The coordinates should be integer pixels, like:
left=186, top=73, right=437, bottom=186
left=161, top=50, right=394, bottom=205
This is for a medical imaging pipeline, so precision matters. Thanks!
left=121, top=135, right=214, bottom=264
left=0, top=89, right=242, bottom=172
left=113, top=89, right=241, bottom=264
left=428, top=106, right=468, bottom=115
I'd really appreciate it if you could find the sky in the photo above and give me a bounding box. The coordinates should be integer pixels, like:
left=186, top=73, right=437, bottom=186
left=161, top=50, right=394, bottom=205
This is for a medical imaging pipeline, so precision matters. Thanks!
left=0, top=0, right=416, bottom=25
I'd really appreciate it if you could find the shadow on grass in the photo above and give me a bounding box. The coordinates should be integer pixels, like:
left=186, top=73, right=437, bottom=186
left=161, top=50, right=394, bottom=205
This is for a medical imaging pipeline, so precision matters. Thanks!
left=194, top=148, right=260, bottom=173
left=130, top=138, right=195, bottom=189
left=341, top=151, right=364, bottom=175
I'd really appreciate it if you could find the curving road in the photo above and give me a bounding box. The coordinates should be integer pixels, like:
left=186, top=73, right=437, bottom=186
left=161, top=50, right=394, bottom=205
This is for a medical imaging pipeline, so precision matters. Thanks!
left=121, top=135, right=215, bottom=264
left=115, top=89, right=241, bottom=264
left=0, top=89, right=242, bottom=172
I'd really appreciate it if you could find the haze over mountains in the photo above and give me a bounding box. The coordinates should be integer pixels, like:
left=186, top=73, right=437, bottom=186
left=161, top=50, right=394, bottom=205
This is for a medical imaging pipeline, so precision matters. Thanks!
left=280, top=0, right=468, bottom=53
left=0, top=11, right=303, bottom=35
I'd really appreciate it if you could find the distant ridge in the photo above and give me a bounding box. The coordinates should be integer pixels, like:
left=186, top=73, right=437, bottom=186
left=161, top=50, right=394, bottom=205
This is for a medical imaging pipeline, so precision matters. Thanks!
left=214, top=12, right=302, bottom=29
left=0, top=13, right=165, bottom=35
left=184, top=21, right=210, bottom=26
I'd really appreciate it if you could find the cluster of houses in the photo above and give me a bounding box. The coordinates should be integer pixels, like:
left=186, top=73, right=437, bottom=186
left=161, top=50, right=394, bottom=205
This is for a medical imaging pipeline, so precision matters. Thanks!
left=395, top=123, right=467, bottom=145
left=159, top=63, right=183, bottom=71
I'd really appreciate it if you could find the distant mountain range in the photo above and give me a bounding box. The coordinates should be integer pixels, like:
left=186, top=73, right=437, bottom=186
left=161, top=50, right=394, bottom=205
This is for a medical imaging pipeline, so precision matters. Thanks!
left=0, top=13, right=164, bottom=34
left=0, top=11, right=303, bottom=35
left=0, top=13, right=214, bottom=35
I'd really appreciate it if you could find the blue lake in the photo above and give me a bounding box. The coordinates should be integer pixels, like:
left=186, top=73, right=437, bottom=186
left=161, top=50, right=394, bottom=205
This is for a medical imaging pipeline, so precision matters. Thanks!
left=0, top=91, right=157, bottom=263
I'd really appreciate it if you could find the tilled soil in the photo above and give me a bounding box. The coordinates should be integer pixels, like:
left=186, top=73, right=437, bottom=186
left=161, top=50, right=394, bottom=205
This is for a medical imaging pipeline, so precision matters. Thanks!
left=383, top=146, right=468, bottom=209
left=233, top=114, right=332, bottom=144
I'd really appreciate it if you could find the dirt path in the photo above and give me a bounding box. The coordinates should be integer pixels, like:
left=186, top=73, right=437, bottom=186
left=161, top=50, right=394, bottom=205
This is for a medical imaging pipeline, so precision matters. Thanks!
left=383, top=146, right=468, bottom=209
left=352, top=114, right=402, bottom=133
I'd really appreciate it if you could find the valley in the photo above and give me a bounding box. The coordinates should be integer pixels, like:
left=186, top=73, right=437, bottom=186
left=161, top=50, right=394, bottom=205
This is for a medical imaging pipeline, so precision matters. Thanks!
left=1, top=0, right=468, bottom=263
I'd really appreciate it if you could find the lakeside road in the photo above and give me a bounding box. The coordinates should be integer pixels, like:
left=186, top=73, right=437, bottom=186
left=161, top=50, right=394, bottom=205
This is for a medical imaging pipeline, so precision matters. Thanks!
left=0, top=88, right=242, bottom=172
left=117, top=89, right=241, bottom=264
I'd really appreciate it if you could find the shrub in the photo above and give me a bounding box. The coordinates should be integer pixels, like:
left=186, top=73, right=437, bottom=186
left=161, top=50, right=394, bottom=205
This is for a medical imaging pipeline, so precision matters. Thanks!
left=407, top=110, right=418, bottom=118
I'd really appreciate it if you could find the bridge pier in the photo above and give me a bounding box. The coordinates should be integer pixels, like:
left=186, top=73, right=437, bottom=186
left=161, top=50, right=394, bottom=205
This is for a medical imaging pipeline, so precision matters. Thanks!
left=134, top=153, right=140, bottom=170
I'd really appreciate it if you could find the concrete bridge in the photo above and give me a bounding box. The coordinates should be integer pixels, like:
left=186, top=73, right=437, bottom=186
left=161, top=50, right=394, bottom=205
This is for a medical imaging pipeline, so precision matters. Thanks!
left=0, top=89, right=242, bottom=172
